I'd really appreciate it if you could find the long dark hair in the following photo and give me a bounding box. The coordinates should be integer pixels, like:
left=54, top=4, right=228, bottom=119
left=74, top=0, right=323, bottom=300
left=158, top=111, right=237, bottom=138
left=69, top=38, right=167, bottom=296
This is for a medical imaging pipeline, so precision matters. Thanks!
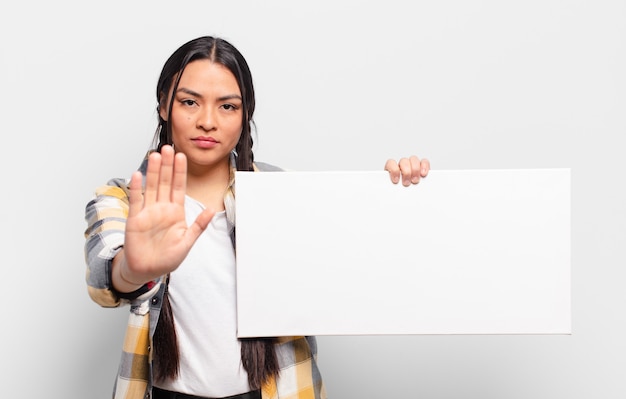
left=151, top=36, right=278, bottom=390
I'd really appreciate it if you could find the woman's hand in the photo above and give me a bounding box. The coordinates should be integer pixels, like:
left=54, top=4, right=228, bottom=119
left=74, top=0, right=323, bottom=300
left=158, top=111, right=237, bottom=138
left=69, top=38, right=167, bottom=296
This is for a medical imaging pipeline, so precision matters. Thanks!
left=112, top=145, right=215, bottom=291
left=384, top=155, right=430, bottom=186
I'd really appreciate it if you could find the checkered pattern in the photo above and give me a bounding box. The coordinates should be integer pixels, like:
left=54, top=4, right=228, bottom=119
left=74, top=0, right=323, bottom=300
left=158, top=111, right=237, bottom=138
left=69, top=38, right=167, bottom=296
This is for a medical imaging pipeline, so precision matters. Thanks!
left=84, top=155, right=327, bottom=399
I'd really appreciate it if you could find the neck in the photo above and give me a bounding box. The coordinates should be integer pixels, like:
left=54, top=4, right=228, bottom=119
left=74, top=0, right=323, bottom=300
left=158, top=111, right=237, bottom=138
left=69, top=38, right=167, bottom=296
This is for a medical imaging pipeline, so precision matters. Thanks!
left=185, top=157, right=231, bottom=211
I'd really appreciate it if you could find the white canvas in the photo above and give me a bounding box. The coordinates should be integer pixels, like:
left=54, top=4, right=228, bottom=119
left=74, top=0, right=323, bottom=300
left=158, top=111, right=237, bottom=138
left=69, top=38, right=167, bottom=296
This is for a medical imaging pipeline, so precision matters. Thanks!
left=235, top=169, right=571, bottom=337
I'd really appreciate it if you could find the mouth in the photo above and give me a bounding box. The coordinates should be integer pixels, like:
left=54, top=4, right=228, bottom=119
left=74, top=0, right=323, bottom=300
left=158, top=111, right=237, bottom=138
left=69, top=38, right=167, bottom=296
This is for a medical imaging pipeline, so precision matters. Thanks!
left=192, top=136, right=218, bottom=148
left=194, top=136, right=217, bottom=142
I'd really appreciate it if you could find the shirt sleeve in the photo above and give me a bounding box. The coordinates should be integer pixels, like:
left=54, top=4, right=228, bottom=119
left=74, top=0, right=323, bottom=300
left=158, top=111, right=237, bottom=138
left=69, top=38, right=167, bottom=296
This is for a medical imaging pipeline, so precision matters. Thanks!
left=83, top=175, right=159, bottom=307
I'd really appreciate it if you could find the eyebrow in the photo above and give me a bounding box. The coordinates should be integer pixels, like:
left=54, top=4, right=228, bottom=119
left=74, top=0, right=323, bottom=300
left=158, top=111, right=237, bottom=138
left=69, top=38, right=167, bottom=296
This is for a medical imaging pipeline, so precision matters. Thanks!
left=176, top=87, right=242, bottom=102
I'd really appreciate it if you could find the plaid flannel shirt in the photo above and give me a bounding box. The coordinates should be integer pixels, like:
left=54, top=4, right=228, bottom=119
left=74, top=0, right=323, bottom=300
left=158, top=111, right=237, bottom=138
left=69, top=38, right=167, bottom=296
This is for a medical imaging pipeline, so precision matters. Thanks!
left=84, top=156, right=327, bottom=399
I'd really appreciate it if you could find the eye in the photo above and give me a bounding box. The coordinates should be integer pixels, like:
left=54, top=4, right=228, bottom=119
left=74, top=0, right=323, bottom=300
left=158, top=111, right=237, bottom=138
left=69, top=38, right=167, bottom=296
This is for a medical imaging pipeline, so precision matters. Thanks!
left=222, top=103, right=240, bottom=111
left=180, top=99, right=197, bottom=107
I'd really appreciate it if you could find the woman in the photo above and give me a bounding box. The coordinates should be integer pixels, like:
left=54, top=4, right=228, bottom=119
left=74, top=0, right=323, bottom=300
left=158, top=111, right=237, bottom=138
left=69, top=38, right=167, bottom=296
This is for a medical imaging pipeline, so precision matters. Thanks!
left=84, top=36, right=429, bottom=399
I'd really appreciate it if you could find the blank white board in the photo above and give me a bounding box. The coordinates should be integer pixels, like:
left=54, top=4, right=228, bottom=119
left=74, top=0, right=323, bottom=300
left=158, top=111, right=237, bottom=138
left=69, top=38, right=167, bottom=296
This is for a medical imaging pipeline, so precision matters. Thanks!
left=235, top=169, right=571, bottom=337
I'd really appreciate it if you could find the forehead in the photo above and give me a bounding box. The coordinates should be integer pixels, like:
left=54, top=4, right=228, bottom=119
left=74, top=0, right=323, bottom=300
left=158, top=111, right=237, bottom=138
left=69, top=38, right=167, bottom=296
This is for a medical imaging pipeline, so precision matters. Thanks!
left=177, top=59, right=240, bottom=93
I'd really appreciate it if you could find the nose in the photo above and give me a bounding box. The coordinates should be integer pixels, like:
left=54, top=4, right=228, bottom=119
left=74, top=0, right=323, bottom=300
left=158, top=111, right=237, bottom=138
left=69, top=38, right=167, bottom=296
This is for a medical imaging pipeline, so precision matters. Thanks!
left=197, top=106, right=216, bottom=131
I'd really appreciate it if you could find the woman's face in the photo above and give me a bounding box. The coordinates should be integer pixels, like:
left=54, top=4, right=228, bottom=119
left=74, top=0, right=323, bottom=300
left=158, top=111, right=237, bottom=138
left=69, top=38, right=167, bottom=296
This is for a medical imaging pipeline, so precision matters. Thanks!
left=160, top=59, right=243, bottom=172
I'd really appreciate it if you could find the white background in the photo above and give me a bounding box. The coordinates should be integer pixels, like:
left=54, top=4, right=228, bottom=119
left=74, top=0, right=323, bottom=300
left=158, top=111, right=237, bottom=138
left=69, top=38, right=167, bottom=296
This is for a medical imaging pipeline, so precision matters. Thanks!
left=0, top=1, right=624, bottom=398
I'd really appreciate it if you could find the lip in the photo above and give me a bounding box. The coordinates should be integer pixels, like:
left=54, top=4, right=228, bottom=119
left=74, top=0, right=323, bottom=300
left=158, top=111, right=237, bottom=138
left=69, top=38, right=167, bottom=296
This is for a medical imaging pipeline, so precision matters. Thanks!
left=192, top=136, right=218, bottom=149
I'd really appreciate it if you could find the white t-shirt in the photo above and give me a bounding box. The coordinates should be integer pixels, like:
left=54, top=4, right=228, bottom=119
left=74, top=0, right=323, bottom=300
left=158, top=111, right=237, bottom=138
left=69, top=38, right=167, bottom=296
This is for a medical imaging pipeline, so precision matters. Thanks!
left=155, top=196, right=250, bottom=397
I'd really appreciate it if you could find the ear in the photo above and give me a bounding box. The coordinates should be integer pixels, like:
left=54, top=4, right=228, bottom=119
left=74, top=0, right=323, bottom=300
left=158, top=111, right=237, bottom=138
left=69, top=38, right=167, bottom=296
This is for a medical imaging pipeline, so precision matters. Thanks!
left=158, top=93, right=168, bottom=121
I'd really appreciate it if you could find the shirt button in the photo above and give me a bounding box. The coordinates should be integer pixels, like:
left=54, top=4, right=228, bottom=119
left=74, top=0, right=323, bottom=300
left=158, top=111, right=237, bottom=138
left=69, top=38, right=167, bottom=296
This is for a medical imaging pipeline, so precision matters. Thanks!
left=151, top=297, right=159, bottom=305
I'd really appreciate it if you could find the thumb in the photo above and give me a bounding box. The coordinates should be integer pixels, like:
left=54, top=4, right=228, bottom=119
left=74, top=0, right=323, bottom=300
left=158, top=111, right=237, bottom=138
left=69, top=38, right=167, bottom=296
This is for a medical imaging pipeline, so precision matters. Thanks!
left=186, top=208, right=216, bottom=242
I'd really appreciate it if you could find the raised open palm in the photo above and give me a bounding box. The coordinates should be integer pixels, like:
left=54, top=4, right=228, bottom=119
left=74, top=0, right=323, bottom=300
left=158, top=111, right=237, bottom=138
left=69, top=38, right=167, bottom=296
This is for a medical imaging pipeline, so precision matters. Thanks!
left=121, top=145, right=215, bottom=284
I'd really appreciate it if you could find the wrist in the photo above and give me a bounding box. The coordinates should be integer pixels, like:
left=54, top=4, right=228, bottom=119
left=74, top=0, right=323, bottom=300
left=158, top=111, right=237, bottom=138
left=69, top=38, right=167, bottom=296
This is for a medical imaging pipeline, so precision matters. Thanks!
left=112, top=251, right=145, bottom=293
left=119, top=266, right=144, bottom=286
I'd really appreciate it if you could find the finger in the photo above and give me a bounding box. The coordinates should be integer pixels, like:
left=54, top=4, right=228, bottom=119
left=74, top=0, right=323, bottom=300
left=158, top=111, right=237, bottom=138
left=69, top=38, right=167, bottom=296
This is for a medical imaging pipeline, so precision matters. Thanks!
left=128, top=171, right=144, bottom=218
left=157, top=145, right=175, bottom=202
left=420, top=158, right=431, bottom=177
left=384, top=159, right=401, bottom=184
left=409, top=155, right=422, bottom=184
left=186, top=208, right=216, bottom=243
left=143, top=151, right=162, bottom=205
left=171, top=152, right=188, bottom=205
left=398, top=157, right=412, bottom=186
